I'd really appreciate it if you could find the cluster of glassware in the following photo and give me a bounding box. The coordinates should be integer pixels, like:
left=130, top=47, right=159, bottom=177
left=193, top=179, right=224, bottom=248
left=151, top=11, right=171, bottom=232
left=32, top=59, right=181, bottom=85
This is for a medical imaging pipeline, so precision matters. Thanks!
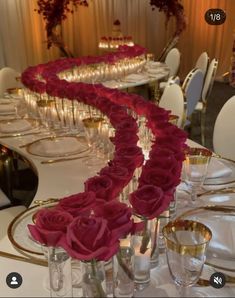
left=58, top=55, right=146, bottom=83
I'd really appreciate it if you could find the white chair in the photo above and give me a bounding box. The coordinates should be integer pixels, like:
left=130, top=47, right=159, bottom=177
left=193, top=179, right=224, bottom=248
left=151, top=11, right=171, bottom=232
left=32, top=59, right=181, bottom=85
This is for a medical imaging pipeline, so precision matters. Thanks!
left=164, top=48, right=181, bottom=77
left=195, top=52, right=210, bottom=77
left=182, top=68, right=204, bottom=124
left=213, top=95, right=235, bottom=161
left=159, top=84, right=185, bottom=128
left=195, top=58, right=218, bottom=145
left=159, top=75, right=180, bottom=90
left=0, top=67, right=21, bottom=97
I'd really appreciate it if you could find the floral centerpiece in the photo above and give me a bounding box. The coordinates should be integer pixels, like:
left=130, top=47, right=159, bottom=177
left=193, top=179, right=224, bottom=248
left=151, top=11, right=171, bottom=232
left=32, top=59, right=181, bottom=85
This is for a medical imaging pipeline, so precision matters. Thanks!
left=22, top=45, right=187, bottom=295
left=150, top=0, right=186, bottom=37
left=36, top=0, right=89, bottom=56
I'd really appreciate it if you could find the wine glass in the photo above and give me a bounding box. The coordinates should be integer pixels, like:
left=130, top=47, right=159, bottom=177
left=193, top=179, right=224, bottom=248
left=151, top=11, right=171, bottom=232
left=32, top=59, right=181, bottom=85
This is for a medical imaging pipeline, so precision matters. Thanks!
left=163, top=219, right=212, bottom=297
left=183, top=147, right=212, bottom=205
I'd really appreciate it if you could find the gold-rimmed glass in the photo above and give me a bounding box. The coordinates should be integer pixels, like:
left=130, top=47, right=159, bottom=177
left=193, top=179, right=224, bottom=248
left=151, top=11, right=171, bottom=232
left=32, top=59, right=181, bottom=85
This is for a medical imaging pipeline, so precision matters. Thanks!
left=183, top=147, right=212, bottom=205
left=163, top=219, right=212, bottom=296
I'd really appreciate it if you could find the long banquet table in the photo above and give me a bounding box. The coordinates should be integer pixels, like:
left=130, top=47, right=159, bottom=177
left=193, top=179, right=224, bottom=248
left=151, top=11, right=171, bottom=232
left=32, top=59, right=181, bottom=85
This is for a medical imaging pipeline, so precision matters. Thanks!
left=0, top=134, right=235, bottom=297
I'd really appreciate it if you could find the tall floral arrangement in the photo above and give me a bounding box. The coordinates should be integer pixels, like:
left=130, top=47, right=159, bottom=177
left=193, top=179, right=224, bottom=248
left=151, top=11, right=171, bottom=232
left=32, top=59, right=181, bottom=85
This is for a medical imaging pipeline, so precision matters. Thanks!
left=36, top=0, right=88, bottom=55
left=150, top=0, right=186, bottom=36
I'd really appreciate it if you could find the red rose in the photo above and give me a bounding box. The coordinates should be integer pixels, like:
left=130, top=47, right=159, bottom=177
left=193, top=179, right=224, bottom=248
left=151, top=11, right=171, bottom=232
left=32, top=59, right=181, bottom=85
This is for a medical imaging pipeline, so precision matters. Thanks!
left=115, top=119, right=138, bottom=134
left=151, top=141, right=186, bottom=162
left=28, top=209, right=73, bottom=247
left=109, top=112, right=130, bottom=126
left=94, top=201, right=135, bottom=238
left=148, top=148, right=182, bottom=172
left=144, top=155, right=181, bottom=177
left=84, top=175, right=119, bottom=201
left=64, top=216, right=119, bottom=261
left=56, top=191, right=96, bottom=217
left=112, top=131, right=139, bottom=148
left=138, top=168, right=180, bottom=192
left=99, top=165, right=133, bottom=189
left=109, top=158, right=137, bottom=174
left=130, top=185, right=172, bottom=219
left=114, top=146, right=144, bottom=168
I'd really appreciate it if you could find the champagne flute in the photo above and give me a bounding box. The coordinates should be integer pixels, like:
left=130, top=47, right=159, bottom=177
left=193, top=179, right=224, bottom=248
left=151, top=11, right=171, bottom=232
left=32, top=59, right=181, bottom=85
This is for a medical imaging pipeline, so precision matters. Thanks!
left=183, top=147, right=212, bottom=205
left=82, top=117, right=104, bottom=167
left=163, top=219, right=212, bottom=297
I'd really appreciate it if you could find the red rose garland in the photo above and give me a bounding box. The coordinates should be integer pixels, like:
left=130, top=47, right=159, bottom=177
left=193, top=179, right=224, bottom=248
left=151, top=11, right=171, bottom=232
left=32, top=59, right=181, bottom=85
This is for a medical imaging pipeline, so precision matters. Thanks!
left=24, top=45, right=187, bottom=260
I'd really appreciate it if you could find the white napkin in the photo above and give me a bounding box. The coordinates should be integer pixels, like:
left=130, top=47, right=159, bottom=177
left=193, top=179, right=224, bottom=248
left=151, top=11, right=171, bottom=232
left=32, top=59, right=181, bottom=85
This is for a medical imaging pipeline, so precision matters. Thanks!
left=0, top=119, right=31, bottom=133
left=35, top=137, right=80, bottom=156
left=0, top=103, right=15, bottom=114
left=123, top=73, right=148, bottom=82
left=206, top=158, right=232, bottom=179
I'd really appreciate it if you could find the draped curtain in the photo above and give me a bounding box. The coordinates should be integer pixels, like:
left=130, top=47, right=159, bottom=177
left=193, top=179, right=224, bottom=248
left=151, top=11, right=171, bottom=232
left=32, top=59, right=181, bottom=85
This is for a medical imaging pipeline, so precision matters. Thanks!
left=0, top=0, right=234, bottom=78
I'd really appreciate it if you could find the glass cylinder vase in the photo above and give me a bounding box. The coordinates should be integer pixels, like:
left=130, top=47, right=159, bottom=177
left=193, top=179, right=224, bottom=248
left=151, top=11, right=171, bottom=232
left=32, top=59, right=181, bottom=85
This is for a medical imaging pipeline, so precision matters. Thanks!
left=131, top=218, right=151, bottom=290
left=47, top=246, right=73, bottom=297
left=82, top=260, right=107, bottom=298
left=113, top=244, right=134, bottom=297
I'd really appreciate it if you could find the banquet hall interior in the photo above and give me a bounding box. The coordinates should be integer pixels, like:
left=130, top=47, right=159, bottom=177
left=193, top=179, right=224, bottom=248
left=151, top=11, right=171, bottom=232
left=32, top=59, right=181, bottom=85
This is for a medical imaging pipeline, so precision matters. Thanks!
left=0, top=0, right=235, bottom=297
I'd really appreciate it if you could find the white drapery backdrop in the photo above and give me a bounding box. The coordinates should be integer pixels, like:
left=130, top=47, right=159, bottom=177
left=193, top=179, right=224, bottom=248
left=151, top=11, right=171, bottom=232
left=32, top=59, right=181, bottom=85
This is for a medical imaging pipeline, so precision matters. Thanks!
left=0, top=0, right=234, bottom=78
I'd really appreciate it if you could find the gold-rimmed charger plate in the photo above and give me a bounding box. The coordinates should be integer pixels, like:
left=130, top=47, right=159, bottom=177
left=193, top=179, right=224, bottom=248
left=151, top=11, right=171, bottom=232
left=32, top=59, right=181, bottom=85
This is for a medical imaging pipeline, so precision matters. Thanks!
left=204, top=156, right=235, bottom=185
left=26, top=135, right=89, bottom=158
left=0, top=118, right=39, bottom=134
left=177, top=205, right=235, bottom=272
left=7, top=199, right=59, bottom=258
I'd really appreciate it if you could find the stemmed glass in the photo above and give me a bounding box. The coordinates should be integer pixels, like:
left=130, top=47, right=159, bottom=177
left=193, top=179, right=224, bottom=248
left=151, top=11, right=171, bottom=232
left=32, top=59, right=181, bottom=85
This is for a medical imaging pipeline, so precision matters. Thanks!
left=82, top=117, right=104, bottom=167
left=183, top=147, right=212, bottom=205
left=163, top=219, right=212, bottom=297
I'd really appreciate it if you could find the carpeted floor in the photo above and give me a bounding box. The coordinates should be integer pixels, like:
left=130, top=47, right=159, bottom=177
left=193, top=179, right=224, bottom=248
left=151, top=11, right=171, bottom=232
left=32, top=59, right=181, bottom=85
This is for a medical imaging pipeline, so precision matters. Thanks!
left=187, top=81, right=235, bottom=150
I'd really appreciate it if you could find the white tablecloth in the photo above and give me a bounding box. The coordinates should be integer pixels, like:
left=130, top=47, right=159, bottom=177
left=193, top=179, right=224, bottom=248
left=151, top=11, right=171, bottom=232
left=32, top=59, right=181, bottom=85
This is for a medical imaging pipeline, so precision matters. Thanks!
left=0, top=137, right=235, bottom=297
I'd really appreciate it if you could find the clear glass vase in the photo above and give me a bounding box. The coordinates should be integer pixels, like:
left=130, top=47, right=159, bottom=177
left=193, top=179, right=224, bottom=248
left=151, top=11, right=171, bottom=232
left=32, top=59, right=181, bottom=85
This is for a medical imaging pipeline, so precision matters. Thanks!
left=47, top=247, right=73, bottom=297
left=131, top=218, right=151, bottom=290
left=113, top=244, right=134, bottom=297
left=82, top=260, right=107, bottom=297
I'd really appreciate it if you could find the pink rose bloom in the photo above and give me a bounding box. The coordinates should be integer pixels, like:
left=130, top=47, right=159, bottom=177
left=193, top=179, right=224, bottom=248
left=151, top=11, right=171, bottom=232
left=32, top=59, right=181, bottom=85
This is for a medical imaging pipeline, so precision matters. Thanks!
left=28, top=209, right=73, bottom=247
left=84, top=175, right=119, bottom=201
left=64, top=216, right=119, bottom=261
left=130, top=185, right=172, bottom=219
left=94, top=201, right=136, bottom=238
left=139, top=168, right=180, bottom=192
left=56, top=192, right=97, bottom=217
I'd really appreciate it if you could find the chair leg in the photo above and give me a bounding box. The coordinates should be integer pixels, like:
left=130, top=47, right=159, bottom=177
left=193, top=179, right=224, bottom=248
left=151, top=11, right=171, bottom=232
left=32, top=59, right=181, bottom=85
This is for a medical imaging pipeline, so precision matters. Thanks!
left=200, top=106, right=207, bottom=146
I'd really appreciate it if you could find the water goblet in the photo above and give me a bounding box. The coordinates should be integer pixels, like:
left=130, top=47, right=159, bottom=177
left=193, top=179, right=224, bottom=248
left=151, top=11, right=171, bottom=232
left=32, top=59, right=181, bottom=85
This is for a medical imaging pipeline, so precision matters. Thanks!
left=163, top=219, right=212, bottom=297
left=183, top=147, right=212, bottom=205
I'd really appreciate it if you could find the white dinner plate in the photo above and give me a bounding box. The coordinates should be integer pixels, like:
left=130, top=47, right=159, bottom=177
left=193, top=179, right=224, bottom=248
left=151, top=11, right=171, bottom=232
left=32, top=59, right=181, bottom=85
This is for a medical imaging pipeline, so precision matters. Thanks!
left=26, top=136, right=89, bottom=158
left=7, top=199, right=59, bottom=258
left=177, top=205, right=235, bottom=271
left=204, top=157, right=235, bottom=185
left=0, top=118, right=38, bottom=134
